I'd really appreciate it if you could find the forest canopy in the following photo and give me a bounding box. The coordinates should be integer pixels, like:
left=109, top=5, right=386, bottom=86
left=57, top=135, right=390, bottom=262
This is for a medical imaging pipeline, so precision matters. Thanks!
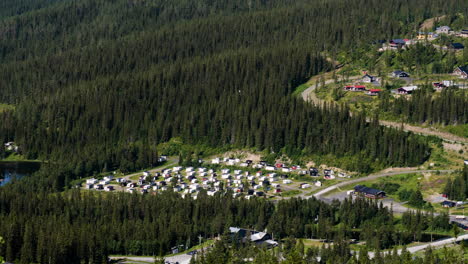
left=0, top=0, right=467, bottom=263
left=0, top=0, right=457, bottom=187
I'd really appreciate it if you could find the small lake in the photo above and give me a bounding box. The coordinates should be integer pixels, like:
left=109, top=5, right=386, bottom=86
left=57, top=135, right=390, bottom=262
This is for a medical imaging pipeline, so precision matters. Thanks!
left=0, top=161, right=41, bottom=186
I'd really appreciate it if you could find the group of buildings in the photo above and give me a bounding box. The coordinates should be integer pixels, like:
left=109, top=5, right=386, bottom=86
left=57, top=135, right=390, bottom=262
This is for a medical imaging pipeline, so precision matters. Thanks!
left=380, top=26, right=467, bottom=52
left=342, top=65, right=467, bottom=97
left=82, top=157, right=349, bottom=199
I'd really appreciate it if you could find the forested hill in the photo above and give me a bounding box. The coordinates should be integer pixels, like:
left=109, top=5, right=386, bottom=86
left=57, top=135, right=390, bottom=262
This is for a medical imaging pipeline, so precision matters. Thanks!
left=0, top=0, right=465, bottom=188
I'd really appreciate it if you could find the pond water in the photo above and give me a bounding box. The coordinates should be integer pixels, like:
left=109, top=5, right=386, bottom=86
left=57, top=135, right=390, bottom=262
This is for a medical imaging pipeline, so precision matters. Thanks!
left=0, top=161, right=41, bottom=186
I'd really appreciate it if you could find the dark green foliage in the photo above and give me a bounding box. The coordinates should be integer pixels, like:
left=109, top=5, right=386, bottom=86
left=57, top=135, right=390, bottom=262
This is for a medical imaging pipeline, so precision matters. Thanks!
left=190, top=233, right=464, bottom=264
left=0, top=0, right=440, bottom=190
left=370, top=182, right=401, bottom=195
left=408, top=190, right=427, bottom=208
left=0, top=185, right=396, bottom=263
left=0, top=1, right=465, bottom=262
left=380, top=87, right=468, bottom=125
left=443, top=166, right=468, bottom=200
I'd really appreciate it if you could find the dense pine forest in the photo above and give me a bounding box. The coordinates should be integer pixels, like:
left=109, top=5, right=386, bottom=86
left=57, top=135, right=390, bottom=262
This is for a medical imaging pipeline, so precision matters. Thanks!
left=379, top=87, right=468, bottom=125
left=0, top=186, right=453, bottom=263
left=189, top=235, right=466, bottom=264
left=1, top=0, right=463, bottom=185
left=443, top=166, right=468, bottom=201
left=0, top=0, right=467, bottom=263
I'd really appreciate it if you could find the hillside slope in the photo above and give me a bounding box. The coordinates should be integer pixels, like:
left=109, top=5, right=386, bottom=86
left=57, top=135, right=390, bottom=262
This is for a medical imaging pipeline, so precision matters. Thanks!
left=0, top=0, right=465, bottom=186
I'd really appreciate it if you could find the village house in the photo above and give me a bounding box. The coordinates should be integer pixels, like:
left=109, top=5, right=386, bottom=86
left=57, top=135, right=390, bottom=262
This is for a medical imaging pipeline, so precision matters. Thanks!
left=309, top=167, right=319, bottom=176
left=441, top=200, right=457, bottom=208
left=397, top=86, right=418, bottom=94
left=453, top=66, right=468, bottom=79
left=460, top=29, right=468, bottom=38
left=229, top=227, right=278, bottom=247
left=4, top=142, right=18, bottom=152
left=432, top=82, right=447, bottom=89
left=416, top=32, right=437, bottom=40
left=366, top=89, right=382, bottom=96
left=392, top=70, right=410, bottom=78
left=104, top=186, right=114, bottom=192
left=354, top=185, right=385, bottom=199
left=436, top=26, right=451, bottom=34
left=361, top=73, right=376, bottom=83
left=449, top=43, right=464, bottom=50
left=255, top=191, right=264, bottom=196
left=344, top=85, right=366, bottom=91
left=389, top=39, right=406, bottom=49
left=86, top=178, right=98, bottom=185
left=158, top=155, right=167, bottom=162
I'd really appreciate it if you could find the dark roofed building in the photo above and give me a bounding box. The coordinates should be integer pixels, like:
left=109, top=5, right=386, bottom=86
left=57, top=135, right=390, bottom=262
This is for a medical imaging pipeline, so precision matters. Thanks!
left=354, top=185, right=386, bottom=199
left=392, top=70, right=410, bottom=78
left=441, top=200, right=456, bottom=208
left=229, top=227, right=278, bottom=248
left=454, top=66, right=468, bottom=79
left=450, top=43, right=464, bottom=50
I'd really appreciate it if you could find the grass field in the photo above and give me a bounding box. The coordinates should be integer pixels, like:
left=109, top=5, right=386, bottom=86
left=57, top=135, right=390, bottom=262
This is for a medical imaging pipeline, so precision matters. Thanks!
left=0, top=103, right=14, bottom=113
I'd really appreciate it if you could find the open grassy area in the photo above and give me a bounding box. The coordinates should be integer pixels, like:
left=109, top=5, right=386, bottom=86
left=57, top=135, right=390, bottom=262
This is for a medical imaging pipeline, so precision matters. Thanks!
left=413, top=243, right=468, bottom=259
left=292, top=83, right=310, bottom=96
left=439, top=124, right=468, bottom=138
left=0, top=152, right=41, bottom=162
left=300, top=239, right=327, bottom=251
left=280, top=190, right=302, bottom=197
left=164, top=239, right=215, bottom=257
left=0, top=103, right=14, bottom=113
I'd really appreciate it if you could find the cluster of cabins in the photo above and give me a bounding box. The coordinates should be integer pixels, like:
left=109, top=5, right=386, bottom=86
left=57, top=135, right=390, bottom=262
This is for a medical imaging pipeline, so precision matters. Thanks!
left=83, top=157, right=350, bottom=198
left=379, top=26, right=467, bottom=51
left=85, top=176, right=115, bottom=191
left=86, top=165, right=292, bottom=198
left=343, top=66, right=467, bottom=97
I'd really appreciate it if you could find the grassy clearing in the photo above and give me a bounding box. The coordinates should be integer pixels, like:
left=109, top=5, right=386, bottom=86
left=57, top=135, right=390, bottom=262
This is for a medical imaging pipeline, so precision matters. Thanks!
left=0, top=152, right=40, bottom=162
left=165, top=239, right=215, bottom=257
left=301, top=239, right=326, bottom=250
left=413, top=243, right=468, bottom=258
left=280, top=190, right=302, bottom=197
left=292, top=83, right=310, bottom=96
left=439, top=124, right=468, bottom=138
left=424, top=143, right=466, bottom=170
left=0, top=103, right=14, bottom=113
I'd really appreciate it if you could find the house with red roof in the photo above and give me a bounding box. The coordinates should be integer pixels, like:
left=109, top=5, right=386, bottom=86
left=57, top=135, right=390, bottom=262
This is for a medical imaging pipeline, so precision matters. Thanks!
left=366, top=89, right=382, bottom=96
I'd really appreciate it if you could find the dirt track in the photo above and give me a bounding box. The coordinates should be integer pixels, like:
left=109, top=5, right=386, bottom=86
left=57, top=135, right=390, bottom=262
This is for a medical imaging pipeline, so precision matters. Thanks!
left=379, top=120, right=467, bottom=144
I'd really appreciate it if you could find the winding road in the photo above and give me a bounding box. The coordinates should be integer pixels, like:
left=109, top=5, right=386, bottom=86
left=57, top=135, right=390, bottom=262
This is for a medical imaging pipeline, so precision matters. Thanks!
left=300, top=76, right=467, bottom=144
left=312, top=169, right=455, bottom=200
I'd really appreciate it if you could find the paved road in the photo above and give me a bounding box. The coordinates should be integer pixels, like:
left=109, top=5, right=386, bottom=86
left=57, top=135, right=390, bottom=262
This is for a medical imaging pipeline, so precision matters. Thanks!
left=367, top=233, right=468, bottom=258
left=110, top=247, right=206, bottom=264
left=379, top=120, right=467, bottom=144
left=301, top=76, right=361, bottom=104
left=313, top=169, right=454, bottom=200
left=300, top=74, right=466, bottom=145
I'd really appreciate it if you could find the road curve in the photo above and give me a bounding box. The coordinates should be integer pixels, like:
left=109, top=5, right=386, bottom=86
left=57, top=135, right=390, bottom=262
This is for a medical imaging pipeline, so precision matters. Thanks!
left=300, top=75, right=466, bottom=145
left=313, top=169, right=455, bottom=199
left=367, top=233, right=468, bottom=258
